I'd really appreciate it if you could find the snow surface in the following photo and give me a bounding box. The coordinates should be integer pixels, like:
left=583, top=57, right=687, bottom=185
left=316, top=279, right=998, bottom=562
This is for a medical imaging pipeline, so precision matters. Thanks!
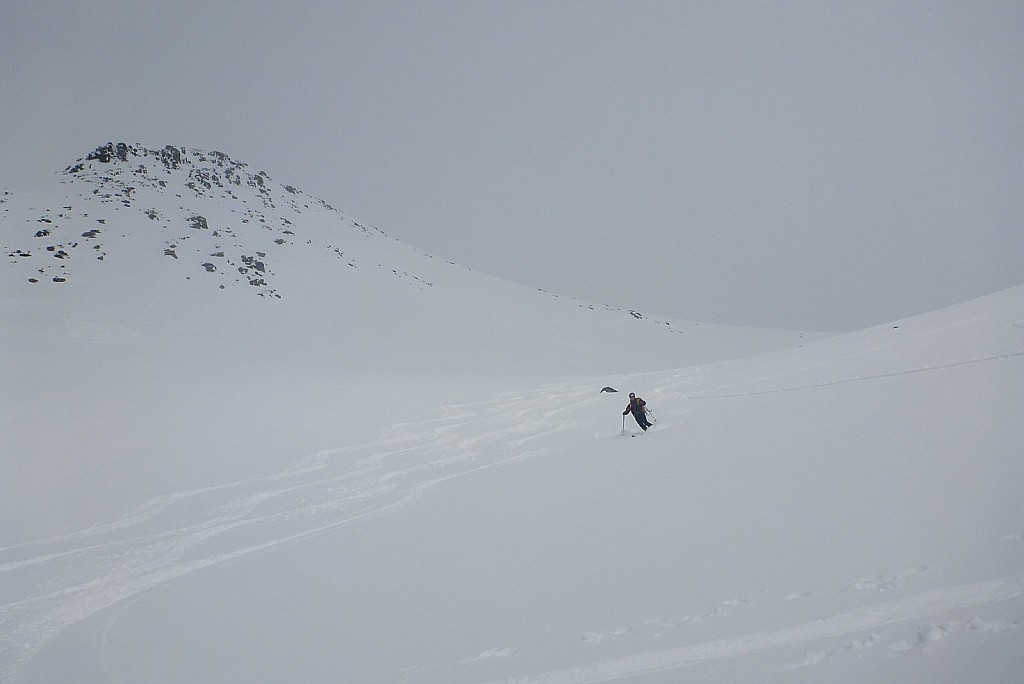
left=2, top=144, right=1022, bottom=683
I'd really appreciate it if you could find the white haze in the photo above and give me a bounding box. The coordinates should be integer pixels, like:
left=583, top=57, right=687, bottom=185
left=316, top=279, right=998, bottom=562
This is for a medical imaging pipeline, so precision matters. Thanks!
left=3, top=2, right=1022, bottom=332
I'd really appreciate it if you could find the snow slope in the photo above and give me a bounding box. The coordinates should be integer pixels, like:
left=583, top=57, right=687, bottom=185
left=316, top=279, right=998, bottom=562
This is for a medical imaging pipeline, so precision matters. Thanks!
left=0, top=142, right=816, bottom=541
left=1, top=143, right=813, bottom=377
left=2, top=145, right=1021, bottom=683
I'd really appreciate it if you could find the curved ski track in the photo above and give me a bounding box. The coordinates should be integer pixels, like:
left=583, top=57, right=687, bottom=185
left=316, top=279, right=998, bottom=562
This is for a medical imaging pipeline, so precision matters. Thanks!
left=0, top=383, right=593, bottom=681
left=2, top=321, right=1022, bottom=682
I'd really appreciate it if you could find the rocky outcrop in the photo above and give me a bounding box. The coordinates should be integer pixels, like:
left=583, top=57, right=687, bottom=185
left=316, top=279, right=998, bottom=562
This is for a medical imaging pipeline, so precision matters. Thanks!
left=4, top=142, right=423, bottom=300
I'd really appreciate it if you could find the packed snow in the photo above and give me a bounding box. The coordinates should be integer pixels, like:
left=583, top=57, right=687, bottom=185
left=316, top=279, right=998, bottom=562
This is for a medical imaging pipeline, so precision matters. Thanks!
left=2, top=144, right=1021, bottom=683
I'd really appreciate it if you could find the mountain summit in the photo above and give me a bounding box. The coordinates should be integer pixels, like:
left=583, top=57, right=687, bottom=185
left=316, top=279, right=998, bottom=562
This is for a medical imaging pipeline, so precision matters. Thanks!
left=7, top=142, right=381, bottom=297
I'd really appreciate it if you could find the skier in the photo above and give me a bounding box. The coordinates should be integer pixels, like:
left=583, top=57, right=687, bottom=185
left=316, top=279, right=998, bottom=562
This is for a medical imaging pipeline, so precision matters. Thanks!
left=623, top=392, right=653, bottom=431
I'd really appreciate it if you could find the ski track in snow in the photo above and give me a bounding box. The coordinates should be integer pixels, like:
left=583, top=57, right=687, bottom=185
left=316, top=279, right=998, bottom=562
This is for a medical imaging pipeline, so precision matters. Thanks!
left=2, top=339, right=1023, bottom=681
left=692, top=350, right=1024, bottom=399
left=0, top=382, right=597, bottom=681
left=481, top=578, right=1024, bottom=684
left=690, top=300, right=1024, bottom=400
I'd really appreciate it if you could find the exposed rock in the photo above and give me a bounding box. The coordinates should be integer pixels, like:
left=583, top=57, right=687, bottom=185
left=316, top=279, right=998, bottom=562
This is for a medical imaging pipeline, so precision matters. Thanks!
left=7, top=142, right=422, bottom=301
left=161, top=145, right=183, bottom=169
left=86, top=144, right=114, bottom=163
left=85, top=142, right=132, bottom=164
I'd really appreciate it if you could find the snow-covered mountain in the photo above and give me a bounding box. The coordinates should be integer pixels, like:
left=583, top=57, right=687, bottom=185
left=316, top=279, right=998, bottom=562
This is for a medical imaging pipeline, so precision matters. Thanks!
left=2, top=144, right=1021, bottom=683
left=0, top=143, right=813, bottom=377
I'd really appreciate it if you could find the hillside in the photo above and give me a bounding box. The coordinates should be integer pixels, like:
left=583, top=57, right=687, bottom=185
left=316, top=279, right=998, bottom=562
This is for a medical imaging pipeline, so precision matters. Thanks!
left=0, top=142, right=819, bottom=546
left=1, top=143, right=815, bottom=377
left=2, top=145, right=1021, bottom=683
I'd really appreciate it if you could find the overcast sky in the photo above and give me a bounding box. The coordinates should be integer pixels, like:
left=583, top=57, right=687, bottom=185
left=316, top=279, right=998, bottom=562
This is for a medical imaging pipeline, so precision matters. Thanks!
left=3, top=1, right=1022, bottom=331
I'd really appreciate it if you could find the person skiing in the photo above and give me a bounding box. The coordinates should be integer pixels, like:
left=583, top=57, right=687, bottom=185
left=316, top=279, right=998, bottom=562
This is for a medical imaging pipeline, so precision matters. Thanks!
left=623, top=392, right=652, bottom=431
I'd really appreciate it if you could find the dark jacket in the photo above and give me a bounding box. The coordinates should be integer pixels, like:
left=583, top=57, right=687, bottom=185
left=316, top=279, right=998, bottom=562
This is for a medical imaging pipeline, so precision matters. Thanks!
left=623, top=396, right=647, bottom=416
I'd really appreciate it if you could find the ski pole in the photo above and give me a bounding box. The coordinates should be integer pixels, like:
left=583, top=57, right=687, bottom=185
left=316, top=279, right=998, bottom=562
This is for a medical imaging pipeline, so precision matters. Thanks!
left=621, top=414, right=625, bottom=435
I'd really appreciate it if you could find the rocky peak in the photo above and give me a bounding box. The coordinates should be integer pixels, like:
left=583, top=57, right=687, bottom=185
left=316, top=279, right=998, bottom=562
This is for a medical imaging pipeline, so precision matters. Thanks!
left=73, top=142, right=228, bottom=173
left=3, top=142, right=406, bottom=297
left=63, top=143, right=269, bottom=203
